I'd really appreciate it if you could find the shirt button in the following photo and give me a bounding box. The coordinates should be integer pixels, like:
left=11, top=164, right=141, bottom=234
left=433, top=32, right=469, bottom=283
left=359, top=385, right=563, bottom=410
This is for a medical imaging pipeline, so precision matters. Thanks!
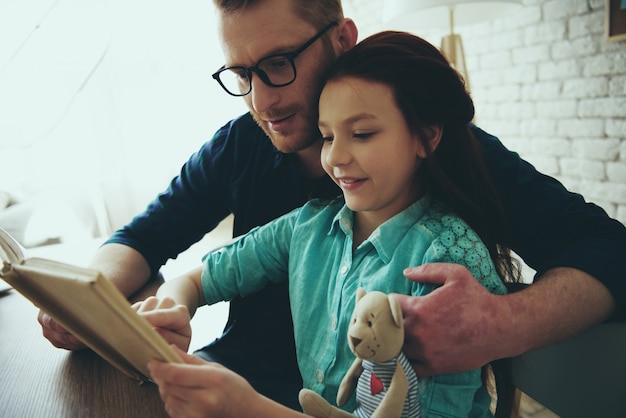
left=331, top=315, right=337, bottom=330
left=340, top=265, right=348, bottom=274
left=316, top=369, right=324, bottom=383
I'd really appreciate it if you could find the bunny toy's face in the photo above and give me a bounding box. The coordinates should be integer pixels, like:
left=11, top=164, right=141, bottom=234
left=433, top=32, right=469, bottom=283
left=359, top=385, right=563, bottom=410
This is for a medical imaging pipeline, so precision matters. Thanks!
left=347, top=289, right=404, bottom=362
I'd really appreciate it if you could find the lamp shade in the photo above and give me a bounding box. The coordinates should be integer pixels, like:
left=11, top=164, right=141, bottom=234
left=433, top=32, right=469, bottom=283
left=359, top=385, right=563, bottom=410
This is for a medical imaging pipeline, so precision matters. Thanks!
left=383, top=0, right=522, bottom=32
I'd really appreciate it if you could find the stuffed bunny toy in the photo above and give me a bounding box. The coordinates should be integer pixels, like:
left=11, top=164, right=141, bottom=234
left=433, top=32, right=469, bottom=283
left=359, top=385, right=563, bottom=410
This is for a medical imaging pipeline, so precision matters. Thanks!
left=299, top=288, right=420, bottom=418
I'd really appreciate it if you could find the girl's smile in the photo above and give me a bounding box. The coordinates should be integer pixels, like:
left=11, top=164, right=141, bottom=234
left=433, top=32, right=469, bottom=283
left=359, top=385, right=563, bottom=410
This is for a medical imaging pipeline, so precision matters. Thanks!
left=318, top=77, right=426, bottom=231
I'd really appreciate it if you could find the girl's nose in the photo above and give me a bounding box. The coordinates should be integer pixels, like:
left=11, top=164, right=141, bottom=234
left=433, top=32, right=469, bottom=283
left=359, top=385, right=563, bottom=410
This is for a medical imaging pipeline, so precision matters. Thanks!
left=324, top=138, right=351, bottom=167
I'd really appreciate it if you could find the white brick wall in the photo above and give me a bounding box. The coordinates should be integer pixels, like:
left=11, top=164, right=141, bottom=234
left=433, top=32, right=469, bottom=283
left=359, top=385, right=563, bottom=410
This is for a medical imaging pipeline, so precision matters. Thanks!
left=344, top=0, right=626, bottom=224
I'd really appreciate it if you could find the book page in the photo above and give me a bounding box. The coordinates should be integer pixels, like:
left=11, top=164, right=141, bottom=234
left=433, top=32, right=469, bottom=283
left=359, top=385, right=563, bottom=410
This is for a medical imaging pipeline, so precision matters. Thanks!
left=0, top=226, right=25, bottom=265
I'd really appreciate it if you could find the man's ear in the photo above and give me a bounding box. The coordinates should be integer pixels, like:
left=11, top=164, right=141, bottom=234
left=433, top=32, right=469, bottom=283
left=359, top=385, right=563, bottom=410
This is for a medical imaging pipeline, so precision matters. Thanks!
left=416, top=124, right=443, bottom=158
left=334, top=18, right=358, bottom=55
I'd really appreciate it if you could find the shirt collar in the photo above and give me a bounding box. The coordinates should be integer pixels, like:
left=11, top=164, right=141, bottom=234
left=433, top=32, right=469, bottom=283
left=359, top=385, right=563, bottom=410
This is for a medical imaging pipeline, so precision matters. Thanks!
left=329, top=195, right=433, bottom=263
left=329, top=202, right=353, bottom=236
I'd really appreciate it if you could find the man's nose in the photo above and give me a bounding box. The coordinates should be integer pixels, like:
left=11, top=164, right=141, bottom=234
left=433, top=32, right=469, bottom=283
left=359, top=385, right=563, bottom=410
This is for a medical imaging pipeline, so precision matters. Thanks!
left=248, top=76, right=280, bottom=114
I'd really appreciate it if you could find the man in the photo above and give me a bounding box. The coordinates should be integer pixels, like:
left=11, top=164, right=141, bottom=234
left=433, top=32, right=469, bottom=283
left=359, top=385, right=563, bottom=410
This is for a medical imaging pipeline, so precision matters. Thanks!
left=39, top=0, right=625, bottom=411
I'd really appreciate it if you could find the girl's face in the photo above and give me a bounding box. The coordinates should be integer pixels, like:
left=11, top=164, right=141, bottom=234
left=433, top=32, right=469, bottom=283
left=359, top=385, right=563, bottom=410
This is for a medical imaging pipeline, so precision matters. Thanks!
left=319, top=77, right=425, bottom=225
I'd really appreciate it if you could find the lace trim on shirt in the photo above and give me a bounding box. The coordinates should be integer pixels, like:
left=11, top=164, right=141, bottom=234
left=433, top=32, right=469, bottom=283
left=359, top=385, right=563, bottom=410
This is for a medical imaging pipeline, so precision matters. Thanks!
left=420, top=209, right=505, bottom=295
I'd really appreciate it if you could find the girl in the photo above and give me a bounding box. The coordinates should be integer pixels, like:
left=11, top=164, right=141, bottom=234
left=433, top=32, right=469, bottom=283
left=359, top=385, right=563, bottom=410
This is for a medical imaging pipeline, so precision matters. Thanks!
left=136, top=31, right=519, bottom=418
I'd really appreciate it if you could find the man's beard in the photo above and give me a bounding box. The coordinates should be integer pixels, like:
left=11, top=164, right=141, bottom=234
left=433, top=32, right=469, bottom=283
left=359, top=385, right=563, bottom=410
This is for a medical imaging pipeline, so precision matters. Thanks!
left=251, top=103, right=321, bottom=154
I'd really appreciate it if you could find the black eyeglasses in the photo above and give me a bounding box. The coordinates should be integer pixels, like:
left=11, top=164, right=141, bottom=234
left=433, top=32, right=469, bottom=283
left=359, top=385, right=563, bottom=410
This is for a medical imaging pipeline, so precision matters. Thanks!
left=212, top=21, right=339, bottom=97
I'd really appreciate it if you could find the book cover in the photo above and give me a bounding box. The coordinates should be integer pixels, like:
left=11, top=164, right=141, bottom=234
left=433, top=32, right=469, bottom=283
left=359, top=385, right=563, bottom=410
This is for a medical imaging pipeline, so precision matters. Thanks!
left=0, top=227, right=181, bottom=383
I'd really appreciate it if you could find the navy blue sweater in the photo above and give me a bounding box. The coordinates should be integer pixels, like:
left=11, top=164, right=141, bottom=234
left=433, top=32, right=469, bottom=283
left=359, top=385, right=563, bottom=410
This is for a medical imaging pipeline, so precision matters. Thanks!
left=108, top=112, right=626, bottom=406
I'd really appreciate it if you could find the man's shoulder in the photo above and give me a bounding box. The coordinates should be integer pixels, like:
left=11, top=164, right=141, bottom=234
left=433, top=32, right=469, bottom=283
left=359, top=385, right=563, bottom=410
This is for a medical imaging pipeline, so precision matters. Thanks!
left=225, top=112, right=260, bottom=131
left=198, top=113, right=275, bottom=160
left=215, top=113, right=266, bottom=143
left=470, top=124, right=502, bottom=147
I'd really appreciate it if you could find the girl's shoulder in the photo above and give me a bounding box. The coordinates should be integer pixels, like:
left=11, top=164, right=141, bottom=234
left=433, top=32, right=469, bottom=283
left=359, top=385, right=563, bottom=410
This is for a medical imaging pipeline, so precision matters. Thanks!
left=417, top=203, right=506, bottom=294
left=415, top=202, right=472, bottom=236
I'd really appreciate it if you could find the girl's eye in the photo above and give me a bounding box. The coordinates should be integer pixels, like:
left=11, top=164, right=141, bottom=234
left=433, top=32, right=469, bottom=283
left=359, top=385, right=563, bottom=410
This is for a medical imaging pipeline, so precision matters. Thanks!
left=321, top=135, right=334, bottom=142
left=354, top=132, right=375, bottom=140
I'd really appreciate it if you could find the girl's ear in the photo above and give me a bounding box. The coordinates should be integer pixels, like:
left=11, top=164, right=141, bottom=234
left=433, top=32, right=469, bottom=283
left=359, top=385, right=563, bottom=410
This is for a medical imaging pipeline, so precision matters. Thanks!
left=416, top=125, right=443, bottom=158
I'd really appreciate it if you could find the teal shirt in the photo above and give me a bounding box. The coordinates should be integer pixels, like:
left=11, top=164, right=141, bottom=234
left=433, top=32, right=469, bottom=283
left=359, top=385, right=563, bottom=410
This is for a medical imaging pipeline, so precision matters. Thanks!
left=202, top=195, right=506, bottom=417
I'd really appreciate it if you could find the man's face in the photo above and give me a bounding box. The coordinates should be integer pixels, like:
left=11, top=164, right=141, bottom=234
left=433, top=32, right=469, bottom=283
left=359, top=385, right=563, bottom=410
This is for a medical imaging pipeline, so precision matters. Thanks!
left=217, top=0, right=337, bottom=154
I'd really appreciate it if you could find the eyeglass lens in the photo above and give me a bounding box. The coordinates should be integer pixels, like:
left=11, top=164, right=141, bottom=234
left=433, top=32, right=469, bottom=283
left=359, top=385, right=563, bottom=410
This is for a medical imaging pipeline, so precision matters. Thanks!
left=218, top=55, right=295, bottom=96
left=214, top=21, right=338, bottom=97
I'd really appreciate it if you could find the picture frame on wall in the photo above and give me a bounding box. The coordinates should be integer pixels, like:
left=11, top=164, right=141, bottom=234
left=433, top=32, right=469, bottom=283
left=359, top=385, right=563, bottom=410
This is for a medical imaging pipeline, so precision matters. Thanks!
left=606, top=0, right=626, bottom=42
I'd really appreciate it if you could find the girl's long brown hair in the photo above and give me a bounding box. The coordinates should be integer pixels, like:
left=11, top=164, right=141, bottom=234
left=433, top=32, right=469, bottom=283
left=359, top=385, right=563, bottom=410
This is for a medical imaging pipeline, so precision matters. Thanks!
left=323, top=31, right=520, bottom=417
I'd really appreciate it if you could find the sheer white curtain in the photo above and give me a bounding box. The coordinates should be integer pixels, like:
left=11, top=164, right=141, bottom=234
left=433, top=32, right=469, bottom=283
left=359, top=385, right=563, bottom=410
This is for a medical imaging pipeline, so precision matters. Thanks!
left=0, top=0, right=246, bottom=242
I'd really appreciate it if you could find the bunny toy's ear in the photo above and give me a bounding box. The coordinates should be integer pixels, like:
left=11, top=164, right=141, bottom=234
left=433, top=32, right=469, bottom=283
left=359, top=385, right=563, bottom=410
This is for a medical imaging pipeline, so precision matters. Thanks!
left=356, top=287, right=366, bottom=303
left=388, top=295, right=403, bottom=328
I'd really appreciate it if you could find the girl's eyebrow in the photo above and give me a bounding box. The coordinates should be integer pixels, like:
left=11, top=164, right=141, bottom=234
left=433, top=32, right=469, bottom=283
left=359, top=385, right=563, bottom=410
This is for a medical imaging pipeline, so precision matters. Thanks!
left=318, top=113, right=377, bottom=129
left=344, top=113, right=377, bottom=124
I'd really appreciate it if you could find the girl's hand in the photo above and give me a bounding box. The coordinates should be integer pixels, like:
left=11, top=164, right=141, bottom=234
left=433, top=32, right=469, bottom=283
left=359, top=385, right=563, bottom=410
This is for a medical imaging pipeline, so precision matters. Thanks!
left=132, top=296, right=192, bottom=351
left=149, top=347, right=268, bottom=418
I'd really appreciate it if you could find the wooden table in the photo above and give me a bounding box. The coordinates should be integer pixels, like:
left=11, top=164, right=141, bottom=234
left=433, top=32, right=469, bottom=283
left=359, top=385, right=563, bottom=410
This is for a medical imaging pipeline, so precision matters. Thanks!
left=0, top=286, right=169, bottom=417
left=0, top=217, right=232, bottom=417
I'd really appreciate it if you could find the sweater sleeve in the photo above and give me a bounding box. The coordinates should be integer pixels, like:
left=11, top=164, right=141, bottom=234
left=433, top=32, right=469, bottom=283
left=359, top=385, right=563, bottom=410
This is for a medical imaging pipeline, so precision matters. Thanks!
left=104, top=114, right=275, bottom=277
left=473, top=125, right=626, bottom=319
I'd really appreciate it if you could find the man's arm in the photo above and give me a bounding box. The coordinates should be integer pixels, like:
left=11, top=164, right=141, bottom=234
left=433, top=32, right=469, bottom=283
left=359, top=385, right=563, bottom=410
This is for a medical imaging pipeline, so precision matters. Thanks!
left=394, top=126, right=624, bottom=377
left=37, top=122, right=238, bottom=350
left=395, top=263, right=615, bottom=377
left=510, top=267, right=615, bottom=349
left=473, top=124, right=626, bottom=317
left=89, top=243, right=153, bottom=296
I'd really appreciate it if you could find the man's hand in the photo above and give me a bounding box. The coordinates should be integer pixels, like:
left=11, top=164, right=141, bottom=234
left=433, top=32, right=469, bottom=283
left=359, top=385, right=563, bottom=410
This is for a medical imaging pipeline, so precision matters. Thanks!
left=37, top=311, right=86, bottom=350
left=394, top=263, right=615, bottom=378
left=132, top=296, right=192, bottom=352
left=393, top=263, right=511, bottom=377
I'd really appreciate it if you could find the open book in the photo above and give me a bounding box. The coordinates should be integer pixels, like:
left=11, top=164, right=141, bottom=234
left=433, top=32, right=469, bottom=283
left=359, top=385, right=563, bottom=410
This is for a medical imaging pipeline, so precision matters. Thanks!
left=0, top=226, right=181, bottom=383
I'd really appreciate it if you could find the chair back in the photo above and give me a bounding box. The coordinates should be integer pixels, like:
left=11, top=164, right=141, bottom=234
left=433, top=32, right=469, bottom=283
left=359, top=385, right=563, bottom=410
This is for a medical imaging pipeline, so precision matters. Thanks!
left=512, top=322, right=626, bottom=417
